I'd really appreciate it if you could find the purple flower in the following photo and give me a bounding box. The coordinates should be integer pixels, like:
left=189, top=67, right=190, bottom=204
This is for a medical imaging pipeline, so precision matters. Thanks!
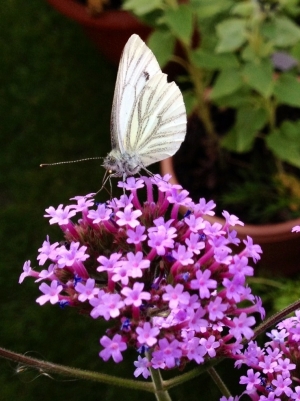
left=99, top=334, right=127, bottom=363
left=292, top=386, right=300, bottom=401
left=124, top=251, right=150, bottom=278
left=199, top=335, right=220, bottom=357
left=239, top=368, right=261, bottom=392
left=184, top=215, right=205, bottom=232
left=121, top=282, right=150, bottom=307
left=19, top=260, right=36, bottom=283
left=76, top=278, right=99, bottom=302
left=133, top=356, right=150, bottom=379
left=229, top=313, right=255, bottom=341
left=272, top=375, right=293, bottom=396
left=70, top=194, right=95, bottom=212
left=190, top=269, right=217, bottom=299
left=171, top=245, right=194, bottom=266
left=36, top=280, right=63, bottom=305
left=44, top=204, right=76, bottom=225
left=56, top=242, right=89, bottom=268
left=118, top=177, right=144, bottom=191
left=167, top=187, right=192, bottom=206
left=242, top=236, right=262, bottom=263
left=97, top=253, right=122, bottom=272
left=162, top=284, right=190, bottom=309
left=185, top=233, right=205, bottom=255
left=222, top=211, right=244, bottom=227
left=126, top=225, right=147, bottom=244
left=116, top=205, right=142, bottom=228
left=207, top=297, right=228, bottom=321
left=152, top=338, right=182, bottom=369
left=37, top=236, right=59, bottom=265
left=22, top=175, right=266, bottom=378
left=87, top=203, right=112, bottom=223
left=101, top=293, right=124, bottom=320
left=136, top=322, right=160, bottom=346
left=147, top=225, right=176, bottom=255
left=194, top=198, right=216, bottom=216
left=35, top=263, right=55, bottom=282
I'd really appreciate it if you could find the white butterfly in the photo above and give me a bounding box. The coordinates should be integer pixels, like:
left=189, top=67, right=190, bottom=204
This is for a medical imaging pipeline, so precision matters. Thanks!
left=103, top=34, right=187, bottom=180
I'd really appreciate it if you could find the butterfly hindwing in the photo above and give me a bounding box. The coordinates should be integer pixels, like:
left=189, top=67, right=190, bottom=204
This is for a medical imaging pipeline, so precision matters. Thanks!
left=110, top=34, right=161, bottom=153
left=125, top=73, right=186, bottom=167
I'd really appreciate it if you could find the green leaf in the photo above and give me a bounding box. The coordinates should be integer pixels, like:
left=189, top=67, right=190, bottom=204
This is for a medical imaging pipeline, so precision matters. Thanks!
left=291, top=42, right=300, bottom=62
left=213, top=88, right=251, bottom=108
left=192, top=0, right=233, bottom=19
left=123, top=0, right=163, bottom=16
left=147, top=31, right=175, bottom=68
left=191, top=49, right=239, bottom=70
left=231, top=1, right=254, bottom=16
left=210, top=69, right=243, bottom=99
left=262, top=17, right=300, bottom=47
left=242, top=60, right=274, bottom=98
left=266, top=121, right=300, bottom=168
left=164, top=5, right=194, bottom=45
left=216, top=19, right=247, bottom=53
left=222, top=106, right=268, bottom=152
left=274, top=74, right=300, bottom=107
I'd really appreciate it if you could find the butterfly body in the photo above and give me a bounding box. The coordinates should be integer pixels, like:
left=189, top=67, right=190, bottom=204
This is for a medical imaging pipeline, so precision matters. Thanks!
left=103, top=149, right=142, bottom=178
left=103, top=34, right=187, bottom=179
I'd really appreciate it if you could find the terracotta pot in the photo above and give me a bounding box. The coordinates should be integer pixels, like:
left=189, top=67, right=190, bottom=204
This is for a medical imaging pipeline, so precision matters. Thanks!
left=161, top=157, right=300, bottom=276
left=46, top=0, right=152, bottom=64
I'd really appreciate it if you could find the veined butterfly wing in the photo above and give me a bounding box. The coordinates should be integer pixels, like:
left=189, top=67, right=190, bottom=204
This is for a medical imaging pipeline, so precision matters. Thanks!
left=128, top=71, right=186, bottom=166
left=110, top=34, right=161, bottom=153
left=103, top=34, right=186, bottom=178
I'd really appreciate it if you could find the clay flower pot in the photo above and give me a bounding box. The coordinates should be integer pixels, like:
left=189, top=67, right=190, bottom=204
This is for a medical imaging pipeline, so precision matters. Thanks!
left=161, top=157, right=300, bottom=276
left=46, top=0, right=152, bottom=64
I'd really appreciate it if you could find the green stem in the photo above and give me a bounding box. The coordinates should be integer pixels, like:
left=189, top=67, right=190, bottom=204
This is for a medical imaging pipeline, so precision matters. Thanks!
left=252, top=299, right=300, bottom=340
left=0, top=347, right=154, bottom=393
left=162, top=357, right=224, bottom=390
left=178, top=38, right=218, bottom=143
left=146, top=350, right=172, bottom=401
left=207, top=367, right=231, bottom=398
left=248, top=276, right=285, bottom=289
left=149, top=366, right=173, bottom=401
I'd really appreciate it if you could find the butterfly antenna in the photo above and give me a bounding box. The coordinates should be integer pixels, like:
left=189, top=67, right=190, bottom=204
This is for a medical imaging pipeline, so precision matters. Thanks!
left=40, top=157, right=103, bottom=167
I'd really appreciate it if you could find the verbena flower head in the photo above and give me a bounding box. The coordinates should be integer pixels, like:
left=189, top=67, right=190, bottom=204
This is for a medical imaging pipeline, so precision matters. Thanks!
left=20, top=175, right=264, bottom=377
left=236, top=310, right=300, bottom=401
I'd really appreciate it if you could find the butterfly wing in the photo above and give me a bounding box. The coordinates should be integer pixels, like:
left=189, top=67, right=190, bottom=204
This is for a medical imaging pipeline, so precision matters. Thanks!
left=125, top=72, right=186, bottom=167
left=110, top=34, right=162, bottom=153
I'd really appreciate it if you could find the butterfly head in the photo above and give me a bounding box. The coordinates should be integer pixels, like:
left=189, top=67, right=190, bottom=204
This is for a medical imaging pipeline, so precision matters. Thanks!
left=103, top=149, right=143, bottom=178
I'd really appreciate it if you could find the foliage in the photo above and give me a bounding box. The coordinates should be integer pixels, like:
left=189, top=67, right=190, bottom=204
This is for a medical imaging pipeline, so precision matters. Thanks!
left=123, top=0, right=300, bottom=222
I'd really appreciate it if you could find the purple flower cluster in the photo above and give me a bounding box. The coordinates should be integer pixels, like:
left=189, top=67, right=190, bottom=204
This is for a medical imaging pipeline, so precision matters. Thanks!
left=20, top=175, right=264, bottom=378
left=234, top=310, right=300, bottom=401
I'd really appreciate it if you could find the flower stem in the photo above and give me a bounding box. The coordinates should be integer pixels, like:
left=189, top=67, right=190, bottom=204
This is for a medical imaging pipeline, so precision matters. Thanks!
left=146, top=351, right=173, bottom=401
left=149, top=366, right=173, bottom=401
left=0, top=347, right=154, bottom=393
left=252, top=299, right=300, bottom=340
left=207, top=366, right=232, bottom=398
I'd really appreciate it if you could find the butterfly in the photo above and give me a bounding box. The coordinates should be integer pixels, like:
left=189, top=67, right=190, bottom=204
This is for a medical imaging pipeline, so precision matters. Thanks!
left=40, top=34, right=186, bottom=185
left=102, top=34, right=187, bottom=181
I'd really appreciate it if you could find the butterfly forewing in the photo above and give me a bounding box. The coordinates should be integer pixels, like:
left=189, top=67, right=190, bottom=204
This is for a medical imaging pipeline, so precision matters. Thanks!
left=110, top=34, right=161, bottom=153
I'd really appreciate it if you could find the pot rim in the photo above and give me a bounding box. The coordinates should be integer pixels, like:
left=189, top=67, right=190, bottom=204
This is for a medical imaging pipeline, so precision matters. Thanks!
left=160, top=157, right=300, bottom=243
left=46, top=0, right=140, bottom=29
